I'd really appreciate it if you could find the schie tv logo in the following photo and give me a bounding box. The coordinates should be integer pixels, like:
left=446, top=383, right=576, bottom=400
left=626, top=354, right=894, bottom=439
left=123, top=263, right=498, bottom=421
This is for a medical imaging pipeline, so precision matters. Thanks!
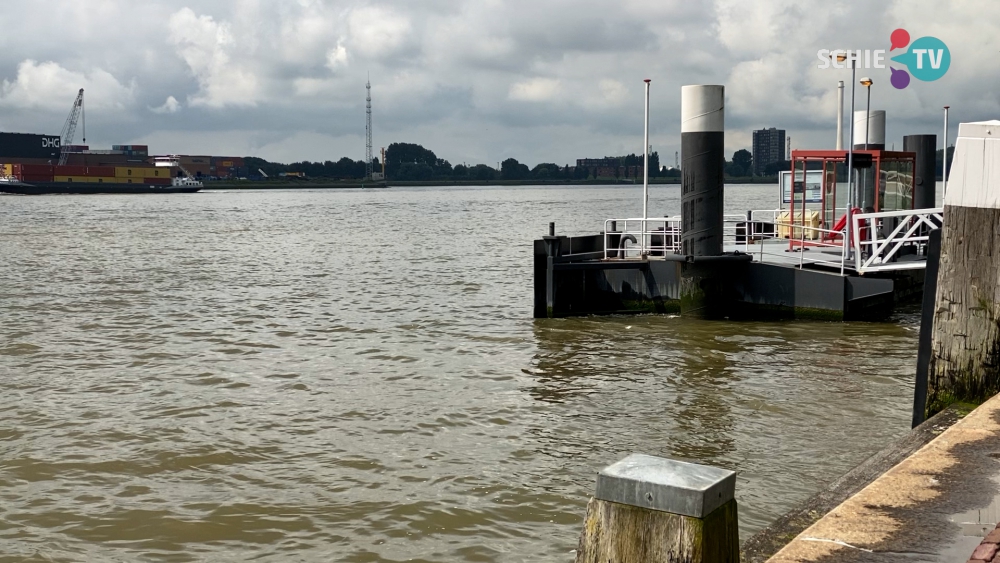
left=41, top=137, right=60, bottom=148
left=817, top=28, right=950, bottom=90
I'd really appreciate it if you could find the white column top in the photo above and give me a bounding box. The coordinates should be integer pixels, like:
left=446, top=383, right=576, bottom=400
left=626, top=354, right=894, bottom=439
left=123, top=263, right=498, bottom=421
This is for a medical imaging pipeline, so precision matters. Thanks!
left=853, top=110, right=886, bottom=146
left=945, top=120, right=1000, bottom=209
left=681, top=85, right=724, bottom=133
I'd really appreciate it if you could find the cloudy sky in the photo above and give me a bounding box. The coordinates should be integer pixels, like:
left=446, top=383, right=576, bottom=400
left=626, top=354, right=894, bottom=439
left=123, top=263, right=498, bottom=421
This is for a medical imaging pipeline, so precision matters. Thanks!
left=0, top=0, right=996, bottom=166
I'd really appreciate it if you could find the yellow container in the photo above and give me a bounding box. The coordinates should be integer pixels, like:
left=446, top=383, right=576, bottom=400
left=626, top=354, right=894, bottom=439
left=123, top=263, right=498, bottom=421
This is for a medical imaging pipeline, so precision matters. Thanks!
left=121, top=166, right=170, bottom=178
left=1, top=164, right=11, bottom=176
left=89, top=177, right=116, bottom=183
left=55, top=175, right=89, bottom=183
left=115, top=167, right=159, bottom=178
left=777, top=210, right=821, bottom=240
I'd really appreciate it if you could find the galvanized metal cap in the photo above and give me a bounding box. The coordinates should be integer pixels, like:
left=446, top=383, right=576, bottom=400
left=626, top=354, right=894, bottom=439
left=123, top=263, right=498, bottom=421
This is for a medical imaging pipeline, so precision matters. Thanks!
left=595, top=453, right=736, bottom=518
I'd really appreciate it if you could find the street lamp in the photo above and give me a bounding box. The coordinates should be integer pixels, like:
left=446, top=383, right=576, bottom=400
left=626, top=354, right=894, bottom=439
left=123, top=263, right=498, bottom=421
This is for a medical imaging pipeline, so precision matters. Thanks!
left=860, top=77, right=873, bottom=149
left=830, top=51, right=857, bottom=258
left=943, top=106, right=950, bottom=196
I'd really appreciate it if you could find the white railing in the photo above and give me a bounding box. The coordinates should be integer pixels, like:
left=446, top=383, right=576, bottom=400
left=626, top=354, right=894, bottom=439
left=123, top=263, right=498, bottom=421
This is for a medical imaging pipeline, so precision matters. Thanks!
left=603, top=217, right=682, bottom=259
left=851, top=208, right=943, bottom=274
left=600, top=207, right=942, bottom=275
left=737, top=219, right=849, bottom=274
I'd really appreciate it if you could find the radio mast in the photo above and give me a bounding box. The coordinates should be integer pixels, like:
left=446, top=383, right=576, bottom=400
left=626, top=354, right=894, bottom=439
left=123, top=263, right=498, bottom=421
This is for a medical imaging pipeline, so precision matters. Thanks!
left=365, top=77, right=373, bottom=180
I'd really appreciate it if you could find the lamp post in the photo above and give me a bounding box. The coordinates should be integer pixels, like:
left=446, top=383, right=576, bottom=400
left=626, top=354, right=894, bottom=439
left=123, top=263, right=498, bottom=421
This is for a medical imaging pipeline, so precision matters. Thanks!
left=859, top=77, right=873, bottom=210
left=860, top=77, right=873, bottom=149
left=835, top=51, right=857, bottom=258
left=643, top=79, right=651, bottom=256
left=943, top=105, right=950, bottom=196
left=836, top=81, right=844, bottom=150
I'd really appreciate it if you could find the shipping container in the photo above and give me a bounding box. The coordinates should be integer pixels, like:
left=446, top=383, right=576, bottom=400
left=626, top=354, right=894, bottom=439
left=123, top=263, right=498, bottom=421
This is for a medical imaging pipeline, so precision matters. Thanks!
left=21, top=175, right=54, bottom=183
left=54, top=175, right=100, bottom=183
left=115, top=166, right=159, bottom=178
left=1, top=164, right=11, bottom=176
left=15, top=164, right=54, bottom=175
left=145, top=178, right=171, bottom=186
left=89, top=177, right=116, bottom=184
left=0, top=132, right=61, bottom=160
left=55, top=165, right=88, bottom=176
left=88, top=166, right=116, bottom=176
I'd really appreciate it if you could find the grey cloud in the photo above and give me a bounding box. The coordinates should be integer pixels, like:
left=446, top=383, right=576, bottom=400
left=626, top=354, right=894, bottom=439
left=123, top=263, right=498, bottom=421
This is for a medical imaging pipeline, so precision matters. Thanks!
left=0, top=0, right=995, bottom=166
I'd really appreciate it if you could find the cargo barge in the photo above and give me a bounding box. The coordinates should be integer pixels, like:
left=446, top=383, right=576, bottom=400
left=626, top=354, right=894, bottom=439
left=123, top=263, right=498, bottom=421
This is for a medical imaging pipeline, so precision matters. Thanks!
left=0, top=163, right=202, bottom=195
left=0, top=178, right=202, bottom=195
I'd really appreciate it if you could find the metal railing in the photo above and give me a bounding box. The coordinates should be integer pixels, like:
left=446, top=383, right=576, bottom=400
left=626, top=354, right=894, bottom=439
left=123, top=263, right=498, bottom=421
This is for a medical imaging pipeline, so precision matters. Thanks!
left=735, top=217, right=849, bottom=274
left=603, top=218, right=682, bottom=259
left=851, top=208, right=944, bottom=274
left=600, top=207, right=943, bottom=275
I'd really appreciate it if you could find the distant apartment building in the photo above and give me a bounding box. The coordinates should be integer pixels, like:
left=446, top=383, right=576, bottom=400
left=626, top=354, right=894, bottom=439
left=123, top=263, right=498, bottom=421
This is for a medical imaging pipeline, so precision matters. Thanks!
left=752, top=127, right=786, bottom=176
left=576, top=158, right=641, bottom=179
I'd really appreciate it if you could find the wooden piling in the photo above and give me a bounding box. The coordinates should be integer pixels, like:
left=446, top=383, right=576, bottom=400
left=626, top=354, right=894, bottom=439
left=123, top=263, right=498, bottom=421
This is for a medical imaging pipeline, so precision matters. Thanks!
left=575, top=454, right=739, bottom=563
left=927, top=121, right=1000, bottom=414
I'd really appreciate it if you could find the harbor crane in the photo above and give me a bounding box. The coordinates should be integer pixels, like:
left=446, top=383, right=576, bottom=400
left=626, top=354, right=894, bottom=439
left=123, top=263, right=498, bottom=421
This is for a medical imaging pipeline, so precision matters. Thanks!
left=58, top=88, right=85, bottom=166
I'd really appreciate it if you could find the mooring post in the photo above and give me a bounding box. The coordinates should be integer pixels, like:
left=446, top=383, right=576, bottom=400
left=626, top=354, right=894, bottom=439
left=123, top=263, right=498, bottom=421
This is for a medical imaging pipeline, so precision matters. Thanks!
left=903, top=134, right=937, bottom=211
left=543, top=224, right=561, bottom=318
left=575, top=454, right=739, bottom=563
left=679, top=85, right=726, bottom=318
left=913, top=228, right=941, bottom=427
left=927, top=121, right=1000, bottom=414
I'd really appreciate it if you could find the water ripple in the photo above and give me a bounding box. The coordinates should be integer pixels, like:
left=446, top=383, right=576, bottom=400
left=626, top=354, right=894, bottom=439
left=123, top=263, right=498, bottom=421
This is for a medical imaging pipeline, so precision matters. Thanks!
left=0, top=186, right=916, bottom=561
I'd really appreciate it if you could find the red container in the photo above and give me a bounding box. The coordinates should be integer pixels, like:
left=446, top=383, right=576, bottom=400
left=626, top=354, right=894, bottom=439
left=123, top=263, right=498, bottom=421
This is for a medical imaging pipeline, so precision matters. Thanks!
left=145, top=177, right=171, bottom=185
left=87, top=166, right=116, bottom=177
left=55, top=165, right=88, bottom=176
left=15, top=164, right=54, bottom=175
left=22, top=174, right=54, bottom=183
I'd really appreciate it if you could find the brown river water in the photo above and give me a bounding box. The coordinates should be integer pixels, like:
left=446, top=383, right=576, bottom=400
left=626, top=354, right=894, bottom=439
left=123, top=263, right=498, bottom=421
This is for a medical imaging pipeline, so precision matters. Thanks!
left=0, top=185, right=918, bottom=561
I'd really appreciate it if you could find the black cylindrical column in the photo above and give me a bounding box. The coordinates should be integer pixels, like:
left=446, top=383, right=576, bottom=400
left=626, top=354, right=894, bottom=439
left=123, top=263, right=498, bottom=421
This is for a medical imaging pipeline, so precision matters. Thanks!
left=679, top=85, right=727, bottom=319
left=904, top=134, right=937, bottom=209
left=681, top=85, right=725, bottom=257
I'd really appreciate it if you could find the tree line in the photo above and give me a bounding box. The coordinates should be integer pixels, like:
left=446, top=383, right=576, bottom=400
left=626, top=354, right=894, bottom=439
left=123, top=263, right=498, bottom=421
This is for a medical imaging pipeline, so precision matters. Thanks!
left=383, top=143, right=672, bottom=181
left=245, top=143, right=955, bottom=181
left=243, top=143, right=676, bottom=181
left=249, top=142, right=944, bottom=181
left=244, top=156, right=375, bottom=179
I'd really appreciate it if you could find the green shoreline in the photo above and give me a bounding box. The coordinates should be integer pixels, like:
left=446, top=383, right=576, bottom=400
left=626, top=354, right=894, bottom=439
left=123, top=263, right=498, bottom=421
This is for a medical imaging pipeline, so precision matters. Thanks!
left=203, top=176, right=779, bottom=190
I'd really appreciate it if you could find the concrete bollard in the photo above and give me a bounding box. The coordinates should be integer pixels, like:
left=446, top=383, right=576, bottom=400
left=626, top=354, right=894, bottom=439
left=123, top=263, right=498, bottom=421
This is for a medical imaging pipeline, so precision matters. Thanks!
left=575, top=454, right=739, bottom=563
